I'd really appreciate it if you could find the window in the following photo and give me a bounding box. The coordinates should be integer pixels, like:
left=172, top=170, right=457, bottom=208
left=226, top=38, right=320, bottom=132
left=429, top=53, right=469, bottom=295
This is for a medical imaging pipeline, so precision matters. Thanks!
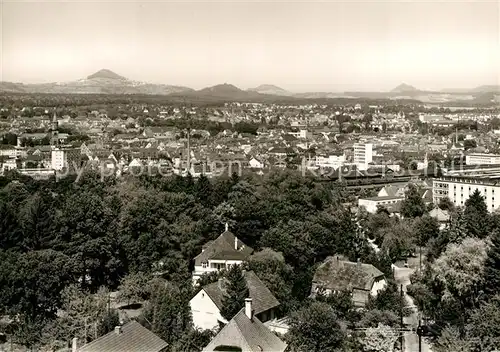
left=202, top=262, right=208, bottom=268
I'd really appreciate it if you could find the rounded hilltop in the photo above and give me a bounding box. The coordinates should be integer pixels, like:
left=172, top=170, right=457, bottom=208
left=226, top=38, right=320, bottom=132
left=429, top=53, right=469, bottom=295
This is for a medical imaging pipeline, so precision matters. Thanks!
left=87, top=69, right=127, bottom=81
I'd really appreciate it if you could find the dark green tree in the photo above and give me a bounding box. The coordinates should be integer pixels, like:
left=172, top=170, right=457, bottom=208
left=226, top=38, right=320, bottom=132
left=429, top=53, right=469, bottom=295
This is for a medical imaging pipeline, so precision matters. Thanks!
left=464, top=189, right=490, bottom=239
left=286, top=302, right=346, bottom=352
left=466, top=295, right=500, bottom=351
left=0, top=249, right=75, bottom=321
left=438, top=197, right=454, bottom=211
left=484, top=230, right=500, bottom=297
left=97, top=309, right=120, bottom=337
left=194, top=174, right=213, bottom=206
left=414, top=215, right=440, bottom=247
left=245, top=249, right=295, bottom=314
left=315, top=290, right=354, bottom=321
left=400, top=184, right=426, bottom=218
left=142, top=281, right=192, bottom=345
left=220, top=265, right=249, bottom=321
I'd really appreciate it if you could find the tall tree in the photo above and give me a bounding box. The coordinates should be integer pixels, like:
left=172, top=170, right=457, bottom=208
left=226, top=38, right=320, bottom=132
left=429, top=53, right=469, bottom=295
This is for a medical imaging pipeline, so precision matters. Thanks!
left=414, top=215, right=440, bottom=247
left=466, top=295, right=500, bottom=351
left=484, top=229, right=500, bottom=297
left=400, top=184, right=426, bottom=218
left=432, top=238, right=488, bottom=308
left=193, top=174, right=213, bottom=207
left=246, top=248, right=295, bottom=314
left=464, top=189, right=490, bottom=239
left=142, top=281, right=192, bottom=346
left=220, top=265, right=249, bottom=321
left=286, top=302, right=346, bottom=352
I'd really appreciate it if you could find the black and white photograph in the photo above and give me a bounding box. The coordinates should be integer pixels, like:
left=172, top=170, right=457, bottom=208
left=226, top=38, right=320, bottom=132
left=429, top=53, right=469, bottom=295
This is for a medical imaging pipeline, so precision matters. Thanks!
left=0, top=0, right=499, bottom=351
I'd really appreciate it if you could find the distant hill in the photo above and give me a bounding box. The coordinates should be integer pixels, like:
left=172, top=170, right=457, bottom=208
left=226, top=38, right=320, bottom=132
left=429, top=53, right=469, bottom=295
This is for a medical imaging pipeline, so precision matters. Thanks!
left=471, top=85, right=500, bottom=93
left=1, top=72, right=498, bottom=107
left=442, top=85, right=500, bottom=93
left=198, top=83, right=245, bottom=96
left=187, top=83, right=269, bottom=101
left=87, top=69, right=127, bottom=81
left=0, top=69, right=193, bottom=95
left=248, top=84, right=292, bottom=96
left=391, top=83, right=419, bottom=93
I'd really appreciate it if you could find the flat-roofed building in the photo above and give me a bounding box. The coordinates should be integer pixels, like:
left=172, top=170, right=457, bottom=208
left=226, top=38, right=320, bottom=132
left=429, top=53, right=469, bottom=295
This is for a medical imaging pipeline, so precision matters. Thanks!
left=358, top=196, right=404, bottom=213
left=466, top=153, right=500, bottom=165
left=353, top=143, right=373, bottom=171
left=433, top=176, right=500, bottom=211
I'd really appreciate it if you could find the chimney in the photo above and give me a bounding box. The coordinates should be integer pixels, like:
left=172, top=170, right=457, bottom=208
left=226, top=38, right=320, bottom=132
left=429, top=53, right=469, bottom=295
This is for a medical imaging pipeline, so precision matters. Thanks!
left=225, top=222, right=229, bottom=232
left=245, top=298, right=253, bottom=321
left=72, top=337, right=78, bottom=352
left=114, top=326, right=122, bottom=335
left=234, top=236, right=238, bottom=250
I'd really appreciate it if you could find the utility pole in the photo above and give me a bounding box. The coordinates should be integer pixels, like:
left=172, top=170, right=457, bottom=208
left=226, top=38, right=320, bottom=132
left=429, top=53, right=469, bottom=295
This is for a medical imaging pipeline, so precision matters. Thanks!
left=418, top=319, right=422, bottom=352
left=400, top=284, right=404, bottom=351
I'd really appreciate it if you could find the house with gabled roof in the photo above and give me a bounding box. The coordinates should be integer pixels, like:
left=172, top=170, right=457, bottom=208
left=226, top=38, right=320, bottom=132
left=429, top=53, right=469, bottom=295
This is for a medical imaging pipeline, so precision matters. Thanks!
left=192, top=224, right=253, bottom=284
left=311, top=256, right=387, bottom=307
left=202, top=298, right=287, bottom=352
left=190, top=270, right=280, bottom=330
left=75, top=321, right=167, bottom=352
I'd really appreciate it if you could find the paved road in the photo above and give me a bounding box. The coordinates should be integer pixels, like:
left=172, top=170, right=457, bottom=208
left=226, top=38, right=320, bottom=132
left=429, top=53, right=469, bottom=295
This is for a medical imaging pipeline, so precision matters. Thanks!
left=393, top=266, right=433, bottom=352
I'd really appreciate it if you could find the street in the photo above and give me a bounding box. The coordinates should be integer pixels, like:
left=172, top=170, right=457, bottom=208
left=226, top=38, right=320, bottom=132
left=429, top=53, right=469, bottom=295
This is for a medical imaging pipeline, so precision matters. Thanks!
left=393, top=266, right=433, bottom=352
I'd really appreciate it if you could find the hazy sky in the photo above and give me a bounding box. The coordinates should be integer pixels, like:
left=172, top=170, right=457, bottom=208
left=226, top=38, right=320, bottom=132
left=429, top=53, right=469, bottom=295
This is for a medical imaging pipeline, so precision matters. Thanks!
left=1, top=0, right=499, bottom=92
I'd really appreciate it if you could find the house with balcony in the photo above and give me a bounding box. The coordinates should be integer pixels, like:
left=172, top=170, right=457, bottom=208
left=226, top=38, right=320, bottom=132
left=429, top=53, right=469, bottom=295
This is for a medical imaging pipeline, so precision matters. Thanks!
left=192, top=225, right=253, bottom=284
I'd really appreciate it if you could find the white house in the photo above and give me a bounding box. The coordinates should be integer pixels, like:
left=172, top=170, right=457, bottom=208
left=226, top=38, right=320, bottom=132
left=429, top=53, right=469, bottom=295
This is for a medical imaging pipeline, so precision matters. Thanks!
left=202, top=299, right=287, bottom=352
left=190, top=270, right=280, bottom=330
left=192, top=225, right=253, bottom=284
left=358, top=196, right=404, bottom=214
left=311, top=256, right=387, bottom=307
left=248, top=157, right=264, bottom=169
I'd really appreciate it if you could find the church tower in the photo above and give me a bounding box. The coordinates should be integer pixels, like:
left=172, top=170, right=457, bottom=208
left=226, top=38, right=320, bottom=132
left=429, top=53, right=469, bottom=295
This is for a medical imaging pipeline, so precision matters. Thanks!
left=51, top=111, right=59, bottom=146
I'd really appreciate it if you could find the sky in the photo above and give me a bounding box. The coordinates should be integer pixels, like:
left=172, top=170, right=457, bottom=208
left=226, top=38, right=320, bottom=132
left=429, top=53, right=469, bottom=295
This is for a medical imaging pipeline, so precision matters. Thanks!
left=1, top=0, right=499, bottom=92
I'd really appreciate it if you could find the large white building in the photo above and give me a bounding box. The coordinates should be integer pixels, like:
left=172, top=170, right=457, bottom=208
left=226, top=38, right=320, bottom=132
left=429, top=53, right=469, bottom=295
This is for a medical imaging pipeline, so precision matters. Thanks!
left=358, top=196, right=404, bottom=214
left=353, top=143, right=373, bottom=170
left=433, top=176, right=500, bottom=211
left=51, top=148, right=66, bottom=171
left=314, top=154, right=345, bottom=169
left=465, top=153, right=500, bottom=166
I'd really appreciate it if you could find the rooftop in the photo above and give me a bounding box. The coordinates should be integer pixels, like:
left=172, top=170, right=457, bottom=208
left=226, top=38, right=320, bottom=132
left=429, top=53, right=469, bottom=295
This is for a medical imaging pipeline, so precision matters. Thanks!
left=78, top=321, right=167, bottom=352
left=313, top=256, right=385, bottom=292
left=202, top=308, right=287, bottom=352
left=203, top=271, right=280, bottom=315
